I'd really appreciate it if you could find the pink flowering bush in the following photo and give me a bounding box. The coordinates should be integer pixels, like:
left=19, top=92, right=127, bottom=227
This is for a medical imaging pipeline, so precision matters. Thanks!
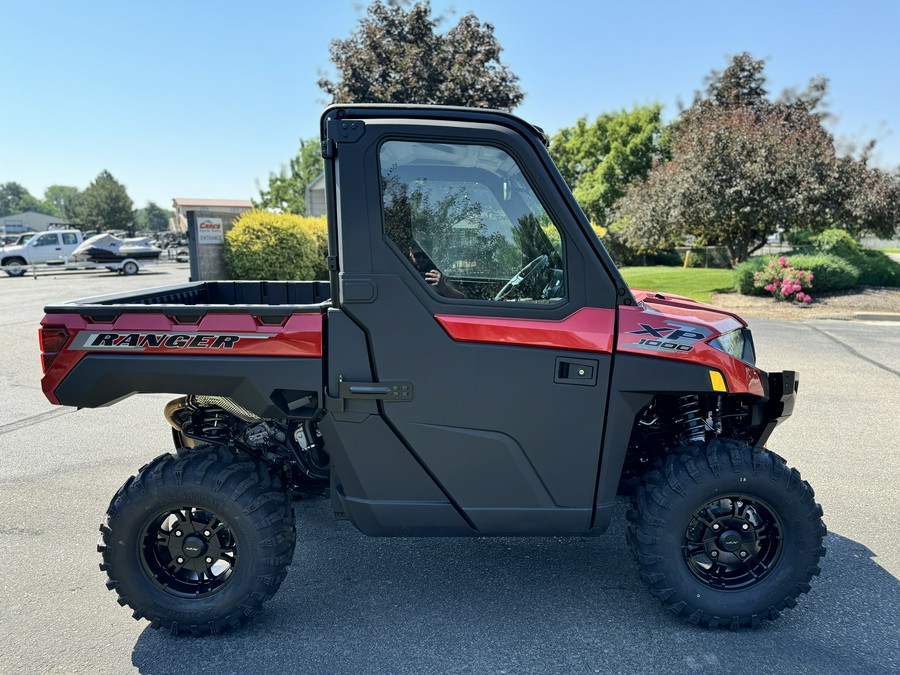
left=753, top=256, right=814, bottom=303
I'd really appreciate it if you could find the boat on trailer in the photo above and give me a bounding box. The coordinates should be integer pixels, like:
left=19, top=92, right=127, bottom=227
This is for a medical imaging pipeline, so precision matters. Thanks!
left=72, top=233, right=163, bottom=263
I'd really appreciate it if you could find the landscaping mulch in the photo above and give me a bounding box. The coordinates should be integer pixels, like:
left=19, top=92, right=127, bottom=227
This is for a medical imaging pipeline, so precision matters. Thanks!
left=709, top=287, right=900, bottom=320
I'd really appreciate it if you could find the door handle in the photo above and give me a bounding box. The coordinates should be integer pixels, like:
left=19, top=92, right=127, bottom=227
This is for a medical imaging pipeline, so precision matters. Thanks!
left=554, top=357, right=598, bottom=386
left=339, top=379, right=414, bottom=401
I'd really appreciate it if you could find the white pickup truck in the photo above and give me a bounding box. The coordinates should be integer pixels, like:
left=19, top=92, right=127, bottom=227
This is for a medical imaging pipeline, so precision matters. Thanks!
left=1, top=229, right=84, bottom=276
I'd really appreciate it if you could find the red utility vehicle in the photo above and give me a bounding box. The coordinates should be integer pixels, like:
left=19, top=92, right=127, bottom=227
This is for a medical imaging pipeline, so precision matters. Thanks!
left=40, top=106, right=825, bottom=635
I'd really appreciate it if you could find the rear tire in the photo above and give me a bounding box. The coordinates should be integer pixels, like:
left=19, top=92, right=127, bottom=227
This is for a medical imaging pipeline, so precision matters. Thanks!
left=627, top=440, right=826, bottom=628
left=121, top=260, right=139, bottom=275
left=98, top=447, right=296, bottom=635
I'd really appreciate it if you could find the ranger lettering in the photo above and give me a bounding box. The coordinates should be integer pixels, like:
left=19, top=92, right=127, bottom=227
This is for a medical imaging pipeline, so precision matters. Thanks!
left=211, top=335, right=240, bottom=349
left=165, top=335, right=191, bottom=348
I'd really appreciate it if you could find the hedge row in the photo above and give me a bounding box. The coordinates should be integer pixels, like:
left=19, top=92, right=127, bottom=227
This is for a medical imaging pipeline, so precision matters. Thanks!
left=733, top=253, right=860, bottom=295
left=224, top=211, right=328, bottom=281
left=733, top=230, right=900, bottom=296
left=807, top=229, right=900, bottom=286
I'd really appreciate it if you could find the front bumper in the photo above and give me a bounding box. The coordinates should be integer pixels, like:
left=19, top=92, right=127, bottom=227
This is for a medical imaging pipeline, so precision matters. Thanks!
left=752, top=370, right=799, bottom=446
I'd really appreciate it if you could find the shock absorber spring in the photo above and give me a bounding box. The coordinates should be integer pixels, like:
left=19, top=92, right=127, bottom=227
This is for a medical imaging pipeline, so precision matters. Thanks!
left=199, top=407, right=231, bottom=440
left=676, top=395, right=706, bottom=444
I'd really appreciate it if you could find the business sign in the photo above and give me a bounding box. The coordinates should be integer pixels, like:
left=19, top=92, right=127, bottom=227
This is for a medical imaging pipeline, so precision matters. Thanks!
left=197, top=217, right=224, bottom=244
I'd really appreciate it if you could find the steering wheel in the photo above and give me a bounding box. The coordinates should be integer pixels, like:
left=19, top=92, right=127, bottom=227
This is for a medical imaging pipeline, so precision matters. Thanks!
left=493, top=255, right=549, bottom=301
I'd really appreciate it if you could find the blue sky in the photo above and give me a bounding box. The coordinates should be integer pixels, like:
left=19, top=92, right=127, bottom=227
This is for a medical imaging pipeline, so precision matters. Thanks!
left=2, top=1, right=899, bottom=209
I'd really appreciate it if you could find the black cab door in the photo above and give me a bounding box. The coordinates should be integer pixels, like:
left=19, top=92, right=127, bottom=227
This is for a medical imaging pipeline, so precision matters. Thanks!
left=325, top=107, right=622, bottom=535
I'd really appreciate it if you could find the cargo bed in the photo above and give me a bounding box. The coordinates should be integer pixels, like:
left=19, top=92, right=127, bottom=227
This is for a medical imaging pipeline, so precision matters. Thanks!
left=43, top=280, right=332, bottom=318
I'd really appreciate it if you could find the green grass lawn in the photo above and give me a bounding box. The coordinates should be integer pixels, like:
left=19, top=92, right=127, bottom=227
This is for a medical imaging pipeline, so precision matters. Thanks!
left=880, top=248, right=900, bottom=254
left=619, top=266, right=735, bottom=303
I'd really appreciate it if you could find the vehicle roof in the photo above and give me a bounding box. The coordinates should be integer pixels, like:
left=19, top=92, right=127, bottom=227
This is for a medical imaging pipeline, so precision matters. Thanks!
left=320, top=104, right=550, bottom=147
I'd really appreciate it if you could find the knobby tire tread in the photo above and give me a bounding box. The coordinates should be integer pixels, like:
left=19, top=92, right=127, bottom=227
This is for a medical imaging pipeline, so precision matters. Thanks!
left=626, top=440, right=826, bottom=629
left=98, top=446, right=296, bottom=636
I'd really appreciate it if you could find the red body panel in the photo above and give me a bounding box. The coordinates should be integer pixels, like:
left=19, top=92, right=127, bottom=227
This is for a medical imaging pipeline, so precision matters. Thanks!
left=629, top=289, right=746, bottom=333
left=435, top=307, right=617, bottom=353
left=618, top=296, right=764, bottom=396
left=436, top=293, right=763, bottom=397
left=40, top=312, right=323, bottom=404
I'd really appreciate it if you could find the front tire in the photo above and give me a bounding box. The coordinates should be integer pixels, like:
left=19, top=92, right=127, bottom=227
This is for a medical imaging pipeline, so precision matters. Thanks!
left=121, top=260, right=139, bottom=275
left=98, top=447, right=296, bottom=635
left=3, top=257, right=26, bottom=277
left=627, top=440, right=826, bottom=628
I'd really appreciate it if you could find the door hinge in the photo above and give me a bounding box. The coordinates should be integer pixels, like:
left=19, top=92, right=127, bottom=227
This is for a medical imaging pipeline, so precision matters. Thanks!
left=326, top=118, right=366, bottom=145
left=327, top=255, right=339, bottom=271
left=321, top=138, right=335, bottom=159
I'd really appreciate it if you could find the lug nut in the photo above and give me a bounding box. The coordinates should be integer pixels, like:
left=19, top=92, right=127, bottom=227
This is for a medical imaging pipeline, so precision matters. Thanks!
left=739, top=551, right=748, bottom=558
left=203, top=530, right=211, bottom=537
left=710, top=551, right=718, bottom=558
left=175, top=531, right=182, bottom=537
left=176, top=557, right=184, bottom=564
left=742, top=523, right=749, bottom=530
left=205, top=557, right=213, bottom=564
left=712, top=524, right=720, bottom=531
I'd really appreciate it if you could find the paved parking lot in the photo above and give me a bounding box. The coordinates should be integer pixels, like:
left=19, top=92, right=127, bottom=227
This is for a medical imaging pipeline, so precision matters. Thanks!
left=0, top=265, right=898, bottom=674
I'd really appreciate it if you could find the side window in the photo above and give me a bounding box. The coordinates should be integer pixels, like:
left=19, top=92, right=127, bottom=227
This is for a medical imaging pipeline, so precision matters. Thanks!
left=380, top=141, right=565, bottom=303
left=61, top=233, right=79, bottom=245
left=34, top=233, right=59, bottom=247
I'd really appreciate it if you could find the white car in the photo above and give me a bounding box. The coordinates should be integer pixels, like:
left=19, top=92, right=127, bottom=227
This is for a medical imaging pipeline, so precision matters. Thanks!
left=1, top=230, right=84, bottom=276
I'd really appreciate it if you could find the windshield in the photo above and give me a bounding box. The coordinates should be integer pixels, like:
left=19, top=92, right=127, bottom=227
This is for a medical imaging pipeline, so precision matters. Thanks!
left=3, top=233, right=34, bottom=246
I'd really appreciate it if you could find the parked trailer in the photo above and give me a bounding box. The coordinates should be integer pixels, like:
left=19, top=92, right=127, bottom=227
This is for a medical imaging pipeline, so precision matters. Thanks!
left=2, top=257, right=153, bottom=278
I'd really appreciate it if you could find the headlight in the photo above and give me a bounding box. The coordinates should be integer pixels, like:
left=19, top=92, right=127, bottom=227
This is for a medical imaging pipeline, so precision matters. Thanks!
left=710, top=328, right=756, bottom=365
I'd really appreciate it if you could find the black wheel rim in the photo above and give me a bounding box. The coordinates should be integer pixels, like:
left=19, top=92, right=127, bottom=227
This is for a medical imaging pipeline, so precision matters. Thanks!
left=682, top=495, right=783, bottom=590
left=140, top=507, right=237, bottom=598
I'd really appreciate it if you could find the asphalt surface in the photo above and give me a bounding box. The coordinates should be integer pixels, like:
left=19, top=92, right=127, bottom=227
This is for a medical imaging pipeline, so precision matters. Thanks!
left=0, top=264, right=898, bottom=675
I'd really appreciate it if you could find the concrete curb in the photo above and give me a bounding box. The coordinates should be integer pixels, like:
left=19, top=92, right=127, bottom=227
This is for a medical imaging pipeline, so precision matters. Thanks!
left=853, top=312, right=900, bottom=322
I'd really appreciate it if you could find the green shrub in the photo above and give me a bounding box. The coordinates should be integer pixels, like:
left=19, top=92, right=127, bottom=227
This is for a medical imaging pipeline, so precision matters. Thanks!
left=733, top=257, right=772, bottom=295
left=787, top=228, right=816, bottom=247
left=600, top=226, right=681, bottom=267
left=852, top=249, right=900, bottom=286
left=612, top=247, right=682, bottom=267
left=787, top=253, right=860, bottom=292
left=224, top=211, right=328, bottom=280
left=810, top=228, right=863, bottom=258
left=733, top=228, right=900, bottom=294
left=683, top=247, right=731, bottom=269
left=805, top=228, right=900, bottom=287
left=644, top=250, right=683, bottom=266
left=735, top=252, right=862, bottom=294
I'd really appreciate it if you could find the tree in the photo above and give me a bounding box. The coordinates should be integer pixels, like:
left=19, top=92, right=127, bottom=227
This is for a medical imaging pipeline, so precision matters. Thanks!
left=0, top=182, right=57, bottom=217
left=78, top=171, right=135, bottom=234
left=134, top=202, right=172, bottom=232
left=319, top=0, right=524, bottom=110
left=256, top=138, right=324, bottom=215
left=829, top=154, right=900, bottom=239
left=614, top=53, right=900, bottom=264
left=44, top=186, right=82, bottom=219
left=550, top=106, right=664, bottom=226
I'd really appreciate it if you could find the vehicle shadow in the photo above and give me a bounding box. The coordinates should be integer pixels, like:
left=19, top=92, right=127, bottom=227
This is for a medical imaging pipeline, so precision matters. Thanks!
left=131, top=499, right=899, bottom=675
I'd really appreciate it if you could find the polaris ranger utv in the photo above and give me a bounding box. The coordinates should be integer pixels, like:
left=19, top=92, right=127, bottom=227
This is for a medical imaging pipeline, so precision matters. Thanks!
left=39, top=105, right=825, bottom=635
